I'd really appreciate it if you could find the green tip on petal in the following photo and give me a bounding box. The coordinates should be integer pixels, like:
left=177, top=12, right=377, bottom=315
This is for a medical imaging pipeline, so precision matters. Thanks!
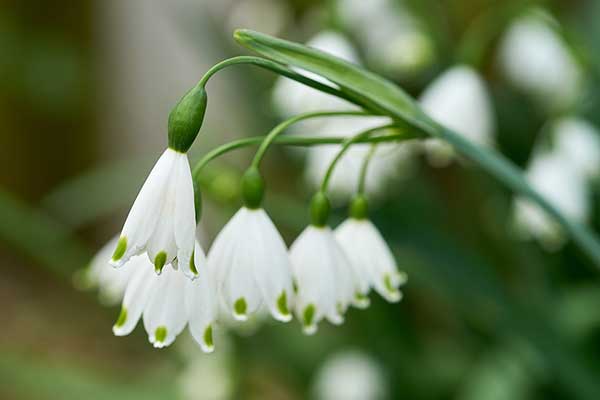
left=155, top=326, right=168, bottom=343
left=111, top=237, right=127, bottom=262
left=115, top=307, right=128, bottom=328
left=354, top=292, right=370, bottom=308
left=154, top=252, right=167, bottom=273
left=189, top=251, right=198, bottom=276
left=203, top=325, right=213, bottom=348
left=234, top=298, right=247, bottom=316
left=277, top=291, right=290, bottom=317
left=383, top=273, right=395, bottom=293
left=303, top=304, right=316, bottom=327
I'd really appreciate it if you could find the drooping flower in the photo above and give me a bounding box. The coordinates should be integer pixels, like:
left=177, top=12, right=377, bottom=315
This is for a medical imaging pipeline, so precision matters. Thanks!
left=110, top=148, right=197, bottom=278
left=83, top=235, right=136, bottom=305
left=289, top=225, right=358, bottom=334
left=207, top=206, right=294, bottom=323
left=334, top=198, right=407, bottom=303
left=312, top=349, right=388, bottom=400
left=513, top=118, right=600, bottom=249
left=498, top=11, right=582, bottom=111
left=419, top=65, right=495, bottom=166
left=113, top=241, right=216, bottom=351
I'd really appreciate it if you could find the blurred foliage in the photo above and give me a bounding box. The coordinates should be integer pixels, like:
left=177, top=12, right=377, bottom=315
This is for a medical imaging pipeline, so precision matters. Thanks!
left=2, top=0, right=600, bottom=399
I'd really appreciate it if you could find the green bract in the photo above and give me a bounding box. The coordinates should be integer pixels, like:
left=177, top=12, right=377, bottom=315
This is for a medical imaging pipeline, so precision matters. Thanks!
left=310, top=192, right=331, bottom=227
left=234, top=29, right=600, bottom=267
left=168, top=84, right=208, bottom=153
left=242, top=167, right=265, bottom=209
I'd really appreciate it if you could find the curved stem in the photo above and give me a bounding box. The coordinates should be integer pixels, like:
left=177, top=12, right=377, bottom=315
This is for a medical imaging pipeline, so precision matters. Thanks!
left=250, top=111, right=372, bottom=168
left=191, top=131, right=415, bottom=182
left=198, top=56, right=360, bottom=106
left=357, top=144, right=378, bottom=195
left=320, top=124, right=398, bottom=193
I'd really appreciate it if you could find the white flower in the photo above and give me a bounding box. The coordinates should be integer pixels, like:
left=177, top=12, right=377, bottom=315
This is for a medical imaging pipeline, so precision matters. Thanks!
left=290, top=225, right=363, bottom=335
left=498, top=12, right=582, bottom=111
left=337, top=0, right=434, bottom=75
left=514, top=151, right=589, bottom=249
left=207, top=207, right=294, bottom=322
left=552, top=118, right=600, bottom=179
left=113, top=241, right=216, bottom=351
left=335, top=218, right=407, bottom=302
left=83, top=236, right=136, bottom=305
left=110, top=148, right=197, bottom=279
left=419, top=65, right=495, bottom=166
left=312, top=349, right=388, bottom=400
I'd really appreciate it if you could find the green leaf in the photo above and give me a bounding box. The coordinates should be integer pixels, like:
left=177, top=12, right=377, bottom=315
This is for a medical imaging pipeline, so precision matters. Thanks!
left=234, top=29, right=600, bottom=267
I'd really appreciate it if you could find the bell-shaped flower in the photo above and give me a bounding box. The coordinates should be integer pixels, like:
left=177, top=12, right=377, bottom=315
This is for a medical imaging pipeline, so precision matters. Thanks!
left=83, top=235, right=136, bottom=305
left=498, top=11, right=582, bottom=111
left=514, top=151, right=589, bottom=249
left=289, top=225, right=360, bottom=335
left=335, top=216, right=407, bottom=303
left=552, top=118, right=600, bottom=179
left=110, top=148, right=197, bottom=279
left=419, top=65, right=495, bottom=166
left=207, top=207, right=294, bottom=323
left=113, top=241, right=216, bottom=352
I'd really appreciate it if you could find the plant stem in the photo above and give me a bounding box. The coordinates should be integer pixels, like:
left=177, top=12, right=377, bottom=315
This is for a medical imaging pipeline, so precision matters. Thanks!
left=250, top=111, right=372, bottom=169
left=191, top=130, right=416, bottom=182
left=320, top=124, right=401, bottom=193
left=357, top=144, right=378, bottom=195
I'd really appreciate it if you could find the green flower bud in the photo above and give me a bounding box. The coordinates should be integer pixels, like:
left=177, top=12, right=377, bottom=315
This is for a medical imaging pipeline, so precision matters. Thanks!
left=242, top=167, right=264, bottom=209
left=349, top=195, right=368, bottom=219
left=168, top=85, right=207, bottom=153
left=310, top=191, right=331, bottom=227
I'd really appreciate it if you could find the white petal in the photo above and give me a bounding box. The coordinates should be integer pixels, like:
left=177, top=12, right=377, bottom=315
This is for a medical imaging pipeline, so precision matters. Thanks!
left=185, top=262, right=217, bottom=353
left=111, top=149, right=176, bottom=267
left=142, top=266, right=188, bottom=348
left=208, top=209, right=261, bottom=321
left=112, top=256, right=156, bottom=336
left=250, top=209, right=294, bottom=322
left=145, top=158, right=180, bottom=270
left=173, top=153, right=197, bottom=279
left=290, top=226, right=339, bottom=334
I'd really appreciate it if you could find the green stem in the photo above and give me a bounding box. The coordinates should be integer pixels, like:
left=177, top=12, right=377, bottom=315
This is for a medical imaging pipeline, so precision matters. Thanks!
left=357, top=144, right=378, bottom=195
left=191, top=131, right=414, bottom=181
left=198, top=56, right=359, bottom=105
left=320, top=124, right=400, bottom=193
left=250, top=111, right=372, bottom=168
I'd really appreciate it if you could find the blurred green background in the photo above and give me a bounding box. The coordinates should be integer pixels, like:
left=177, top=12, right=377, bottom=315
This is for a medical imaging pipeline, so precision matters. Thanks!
left=3, top=0, right=600, bottom=399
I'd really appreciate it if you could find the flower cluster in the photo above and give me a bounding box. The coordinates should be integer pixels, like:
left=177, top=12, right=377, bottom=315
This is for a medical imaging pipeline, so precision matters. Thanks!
left=86, top=74, right=407, bottom=352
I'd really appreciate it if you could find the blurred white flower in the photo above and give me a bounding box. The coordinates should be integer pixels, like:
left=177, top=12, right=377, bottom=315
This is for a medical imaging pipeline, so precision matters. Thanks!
left=83, top=235, right=135, bottom=305
left=178, top=345, right=234, bottom=400
left=207, top=207, right=294, bottom=322
left=552, top=118, right=600, bottom=178
left=290, top=225, right=362, bottom=334
left=498, top=12, right=582, bottom=111
left=514, top=152, right=589, bottom=250
left=226, top=0, right=291, bottom=37
left=272, top=31, right=414, bottom=199
left=113, top=241, right=216, bottom=351
left=312, top=349, right=388, bottom=400
left=335, top=218, right=407, bottom=303
left=419, top=65, right=495, bottom=166
left=110, top=148, right=197, bottom=279
left=337, top=0, right=434, bottom=75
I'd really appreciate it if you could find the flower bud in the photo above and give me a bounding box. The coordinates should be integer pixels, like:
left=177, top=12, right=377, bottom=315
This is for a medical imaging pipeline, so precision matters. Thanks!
left=349, top=195, right=368, bottom=219
left=241, top=167, right=264, bottom=209
left=310, top=191, right=331, bottom=227
left=168, top=85, right=208, bottom=153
